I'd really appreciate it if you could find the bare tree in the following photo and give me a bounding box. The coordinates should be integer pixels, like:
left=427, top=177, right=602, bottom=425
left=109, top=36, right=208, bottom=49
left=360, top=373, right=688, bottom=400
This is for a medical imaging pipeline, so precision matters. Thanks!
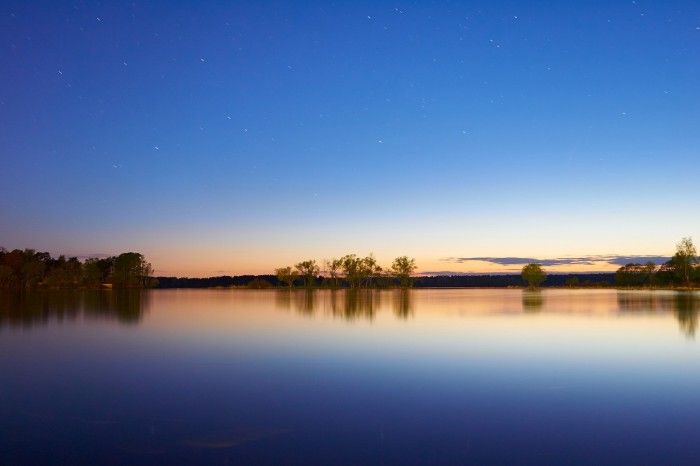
left=391, top=256, right=417, bottom=288
left=324, top=258, right=342, bottom=288
left=674, top=237, right=698, bottom=287
left=295, top=260, right=320, bottom=287
left=275, top=266, right=299, bottom=288
left=361, top=254, right=383, bottom=288
left=340, top=254, right=362, bottom=288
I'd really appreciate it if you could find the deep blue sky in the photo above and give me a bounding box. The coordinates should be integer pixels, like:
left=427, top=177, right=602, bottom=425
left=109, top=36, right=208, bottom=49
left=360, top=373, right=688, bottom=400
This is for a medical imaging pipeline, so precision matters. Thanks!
left=2, top=1, right=699, bottom=276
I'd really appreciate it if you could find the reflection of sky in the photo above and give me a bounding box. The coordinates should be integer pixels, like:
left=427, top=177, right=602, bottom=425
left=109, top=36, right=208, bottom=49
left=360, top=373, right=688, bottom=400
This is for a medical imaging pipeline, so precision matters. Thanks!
left=126, top=289, right=699, bottom=370
left=2, top=2, right=700, bottom=277
left=2, top=289, right=700, bottom=463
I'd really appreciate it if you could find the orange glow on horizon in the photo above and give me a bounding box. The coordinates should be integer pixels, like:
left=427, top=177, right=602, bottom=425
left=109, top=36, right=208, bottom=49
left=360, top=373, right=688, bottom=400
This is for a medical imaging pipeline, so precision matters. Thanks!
left=150, top=254, right=630, bottom=278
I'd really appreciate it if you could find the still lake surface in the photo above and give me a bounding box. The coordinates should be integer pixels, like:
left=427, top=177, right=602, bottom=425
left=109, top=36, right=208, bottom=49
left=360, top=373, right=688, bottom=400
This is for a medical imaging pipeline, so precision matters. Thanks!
left=1, top=288, right=699, bottom=465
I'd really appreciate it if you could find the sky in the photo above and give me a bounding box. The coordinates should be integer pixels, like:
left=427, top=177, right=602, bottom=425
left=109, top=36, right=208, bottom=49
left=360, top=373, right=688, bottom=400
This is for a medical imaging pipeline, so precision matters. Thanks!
left=1, top=1, right=699, bottom=277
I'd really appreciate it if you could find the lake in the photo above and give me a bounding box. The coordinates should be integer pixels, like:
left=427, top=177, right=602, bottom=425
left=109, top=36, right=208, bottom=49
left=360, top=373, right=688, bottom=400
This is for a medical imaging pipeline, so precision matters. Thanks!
left=1, top=288, right=699, bottom=465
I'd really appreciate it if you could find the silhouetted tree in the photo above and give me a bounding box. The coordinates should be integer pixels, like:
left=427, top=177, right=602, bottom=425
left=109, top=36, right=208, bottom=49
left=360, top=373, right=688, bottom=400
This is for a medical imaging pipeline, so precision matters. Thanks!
left=565, top=276, right=579, bottom=287
left=82, top=258, right=103, bottom=287
left=247, top=278, right=272, bottom=289
left=324, top=258, right=342, bottom=288
left=391, top=256, right=417, bottom=288
left=295, top=260, right=320, bottom=287
left=275, top=266, right=299, bottom=288
left=0, top=265, right=14, bottom=287
left=673, top=237, right=697, bottom=287
left=615, top=263, right=647, bottom=287
left=340, top=254, right=363, bottom=288
left=642, top=261, right=657, bottom=287
left=521, top=263, right=546, bottom=289
left=361, top=254, right=382, bottom=288
left=112, top=252, right=154, bottom=288
left=0, top=248, right=154, bottom=289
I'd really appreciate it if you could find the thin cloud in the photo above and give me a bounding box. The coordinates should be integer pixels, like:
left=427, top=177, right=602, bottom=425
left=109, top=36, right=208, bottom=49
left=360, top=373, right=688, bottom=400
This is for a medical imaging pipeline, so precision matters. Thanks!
left=445, top=255, right=671, bottom=267
left=604, top=256, right=671, bottom=266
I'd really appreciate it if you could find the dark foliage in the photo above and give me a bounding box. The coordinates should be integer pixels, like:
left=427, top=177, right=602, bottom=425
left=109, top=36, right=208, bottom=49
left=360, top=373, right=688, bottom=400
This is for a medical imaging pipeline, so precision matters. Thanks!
left=0, top=247, right=155, bottom=289
left=155, top=273, right=616, bottom=289
left=156, top=275, right=280, bottom=288
left=414, top=274, right=614, bottom=288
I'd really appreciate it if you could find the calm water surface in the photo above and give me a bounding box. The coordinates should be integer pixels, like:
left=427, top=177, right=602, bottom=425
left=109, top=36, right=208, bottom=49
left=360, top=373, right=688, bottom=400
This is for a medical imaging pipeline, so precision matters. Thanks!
left=1, top=288, right=699, bottom=465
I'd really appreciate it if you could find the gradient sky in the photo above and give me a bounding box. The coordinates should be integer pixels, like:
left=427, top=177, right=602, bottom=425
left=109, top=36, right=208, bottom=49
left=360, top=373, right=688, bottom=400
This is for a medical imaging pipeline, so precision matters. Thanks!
left=2, top=1, right=699, bottom=277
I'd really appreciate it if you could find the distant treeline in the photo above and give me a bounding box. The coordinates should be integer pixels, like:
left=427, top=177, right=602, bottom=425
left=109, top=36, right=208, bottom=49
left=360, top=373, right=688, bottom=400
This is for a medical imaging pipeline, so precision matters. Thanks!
left=157, top=275, right=279, bottom=288
left=156, top=234, right=699, bottom=290
left=415, top=274, right=615, bottom=288
left=0, top=248, right=156, bottom=289
left=155, top=273, right=616, bottom=289
left=614, top=237, right=699, bottom=288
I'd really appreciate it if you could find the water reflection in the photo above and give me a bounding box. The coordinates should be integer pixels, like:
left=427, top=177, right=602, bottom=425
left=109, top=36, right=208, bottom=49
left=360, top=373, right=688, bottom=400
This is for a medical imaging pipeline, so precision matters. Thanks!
left=673, top=293, right=698, bottom=338
left=291, top=289, right=316, bottom=316
left=2, top=288, right=700, bottom=464
left=0, top=290, right=150, bottom=328
left=522, top=290, right=544, bottom=312
left=337, top=289, right=378, bottom=321
left=617, top=291, right=699, bottom=338
left=617, top=291, right=657, bottom=312
left=275, top=289, right=315, bottom=316
left=393, top=289, right=413, bottom=319
left=274, top=289, right=414, bottom=322
left=3, top=288, right=699, bottom=338
left=272, top=288, right=700, bottom=338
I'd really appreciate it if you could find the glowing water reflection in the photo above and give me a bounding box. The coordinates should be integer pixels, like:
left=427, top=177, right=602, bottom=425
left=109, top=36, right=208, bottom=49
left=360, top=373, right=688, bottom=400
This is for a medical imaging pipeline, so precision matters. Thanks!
left=1, top=289, right=699, bottom=464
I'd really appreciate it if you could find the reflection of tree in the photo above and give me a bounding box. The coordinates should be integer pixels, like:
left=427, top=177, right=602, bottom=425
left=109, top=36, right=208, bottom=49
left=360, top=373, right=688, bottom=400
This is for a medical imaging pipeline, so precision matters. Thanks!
left=275, top=289, right=316, bottom=316
left=616, top=291, right=699, bottom=338
left=672, top=293, right=698, bottom=338
left=294, top=289, right=315, bottom=315
left=617, top=291, right=655, bottom=312
left=335, top=289, right=377, bottom=321
left=275, top=289, right=292, bottom=311
left=0, top=290, right=149, bottom=328
left=274, top=289, right=379, bottom=321
left=328, top=289, right=341, bottom=316
left=0, top=290, right=79, bottom=327
left=393, top=289, right=413, bottom=319
left=98, top=290, right=149, bottom=324
left=522, top=290, right=544, bottom=312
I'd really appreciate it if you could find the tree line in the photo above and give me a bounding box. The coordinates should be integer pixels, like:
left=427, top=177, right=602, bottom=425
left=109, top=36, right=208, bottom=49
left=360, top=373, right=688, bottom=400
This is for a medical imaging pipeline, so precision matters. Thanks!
left=275, top=255, right=418, bottom=288
left=614, top=237, right=699, bottom=288
left=6, top=236, right=694, bottom=290
left=154, top=273, right=617, bottom=289
left=518, top=237, right=699, bottom=289
left=156, top=275, right=279, bottom=289
left=0, top=248, right=157, bottom=289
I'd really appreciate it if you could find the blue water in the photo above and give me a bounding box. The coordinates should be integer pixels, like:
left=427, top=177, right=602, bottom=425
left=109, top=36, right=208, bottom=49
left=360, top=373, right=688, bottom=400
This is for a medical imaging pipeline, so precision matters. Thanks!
left=1, top=289, right=699, bottom=464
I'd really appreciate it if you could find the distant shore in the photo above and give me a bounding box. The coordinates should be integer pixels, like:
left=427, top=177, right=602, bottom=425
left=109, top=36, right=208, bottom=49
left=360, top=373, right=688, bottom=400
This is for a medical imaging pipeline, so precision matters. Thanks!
left=155, top=273, right=617, bottom=289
